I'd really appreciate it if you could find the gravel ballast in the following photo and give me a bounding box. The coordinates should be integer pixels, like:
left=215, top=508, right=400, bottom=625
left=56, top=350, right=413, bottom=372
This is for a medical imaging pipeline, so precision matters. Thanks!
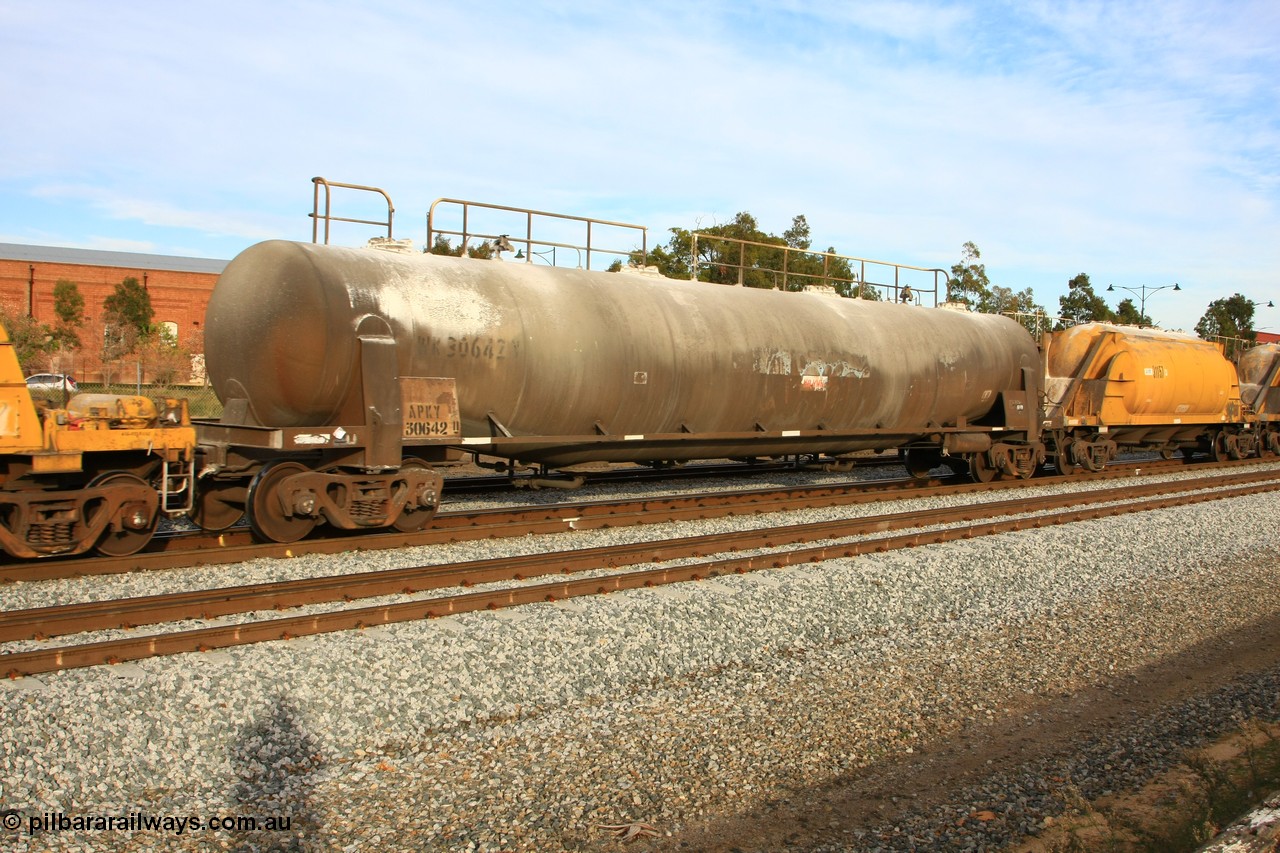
left=1, top=463, right=1279, bottom=852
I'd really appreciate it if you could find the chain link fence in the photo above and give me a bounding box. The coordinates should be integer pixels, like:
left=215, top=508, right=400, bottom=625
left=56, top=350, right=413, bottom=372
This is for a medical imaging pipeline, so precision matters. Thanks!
left=27, top=383, right=224, bottom=420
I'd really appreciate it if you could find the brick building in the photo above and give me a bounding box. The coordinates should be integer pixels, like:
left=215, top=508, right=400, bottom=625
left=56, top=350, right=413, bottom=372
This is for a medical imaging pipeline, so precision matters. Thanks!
left=0, top=243, right=226, bottom=383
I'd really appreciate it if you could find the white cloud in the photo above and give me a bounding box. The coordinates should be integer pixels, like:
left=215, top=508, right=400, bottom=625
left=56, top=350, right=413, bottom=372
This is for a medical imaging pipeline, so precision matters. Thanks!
left=30, top=184, right=282, bottom=241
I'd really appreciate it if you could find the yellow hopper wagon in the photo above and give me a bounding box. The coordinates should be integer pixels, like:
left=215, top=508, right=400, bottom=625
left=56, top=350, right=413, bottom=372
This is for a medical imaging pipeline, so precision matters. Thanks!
left=1043, top=322, right=1259, bottom=473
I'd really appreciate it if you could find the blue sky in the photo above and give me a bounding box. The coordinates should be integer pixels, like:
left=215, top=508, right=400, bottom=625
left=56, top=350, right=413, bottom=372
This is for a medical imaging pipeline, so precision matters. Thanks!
left=2, top=0, right=1277, bottom=333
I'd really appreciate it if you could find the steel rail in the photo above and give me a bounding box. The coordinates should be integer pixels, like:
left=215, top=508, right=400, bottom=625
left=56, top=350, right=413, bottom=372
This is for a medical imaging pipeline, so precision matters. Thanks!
left=8, top=469, right=1273, bottom=643
left=2, top=456, right=1257, bottom=585
left=3, top=472, right=1279, bottom=677
left=1, top=471, right=963, bottom=583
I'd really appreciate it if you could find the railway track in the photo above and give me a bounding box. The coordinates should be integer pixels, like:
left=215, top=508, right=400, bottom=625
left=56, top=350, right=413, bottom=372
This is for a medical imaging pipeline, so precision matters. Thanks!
left=4, top=465, right=1279, bottom=677
left=0, top=455, right=1241, bottom=585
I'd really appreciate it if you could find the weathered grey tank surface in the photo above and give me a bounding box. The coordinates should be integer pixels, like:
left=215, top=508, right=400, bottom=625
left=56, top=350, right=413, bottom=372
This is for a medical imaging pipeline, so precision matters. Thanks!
left=205, top=240, right=1040, bottom=465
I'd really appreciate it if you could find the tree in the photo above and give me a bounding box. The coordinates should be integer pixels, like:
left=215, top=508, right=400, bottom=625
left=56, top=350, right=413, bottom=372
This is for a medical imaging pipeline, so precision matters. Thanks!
left=980, top=284, right=1033, bottom=314
left=1195, top=293, right=1258, bottom=358
left=946, top=242, right=991, bottom=309
left=614, top=238, right=694, bottom=279
left=1114, top=297, right=1150, bottom=327
left=0, top=304, right=51, bottom=371
left=102, top=277, right=155, bottom=351
left=1056, top=273, right=1116, bottom=329
left=981, top=284, right=1048, bottom=336
left=823, top=247, right=868, bottom=299
left=779, top=241, right=862, bottom=296
left=427, top=235, right=464, bottom=257
left=783, top=215, right=811, bottom=250
left=941, top=242, right=1047, bottom=329
left=850, top=277, right=883, bottom=300
left=463, top=240, right=496, bottom=260
left=686, top=212, right=789, bottom=289
left=100, top=277, right=156, bottom=382
left=612, top=212, right=879, bottom=298
left=426, top=234, right=509, bottom=259
left=779, top=215, right=858, bottom=294
left=142, top=323, right=190, bottom=385
left=49, top=279, right=85, bottom=351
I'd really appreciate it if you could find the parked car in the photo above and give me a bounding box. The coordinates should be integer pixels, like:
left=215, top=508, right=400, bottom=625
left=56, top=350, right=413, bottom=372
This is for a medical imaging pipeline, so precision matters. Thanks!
left=25, top=373, right=78, bottom=394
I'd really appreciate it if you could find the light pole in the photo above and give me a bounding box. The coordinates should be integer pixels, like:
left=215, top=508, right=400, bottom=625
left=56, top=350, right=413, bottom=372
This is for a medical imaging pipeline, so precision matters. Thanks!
left=516, top=246, right=556, bottom=265
left=1247, top=300, right=1275, bottom=346
left=1106, top=282, right=1180, bottom=324
left=514, top=245, right=583, bottom=268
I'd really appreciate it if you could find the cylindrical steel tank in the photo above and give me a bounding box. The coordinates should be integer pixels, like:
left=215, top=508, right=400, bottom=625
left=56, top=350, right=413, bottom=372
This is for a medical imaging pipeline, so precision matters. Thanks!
left=1044, top=323, right=1240, bottom=422
left=206, top=240, right=1039, bottom=463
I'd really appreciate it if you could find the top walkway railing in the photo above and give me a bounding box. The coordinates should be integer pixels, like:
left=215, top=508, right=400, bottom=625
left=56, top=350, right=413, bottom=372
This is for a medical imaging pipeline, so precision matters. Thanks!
left=690, top=233, right=947, bottom=304
left=310, top=177, right=395, bottom=244
left=427, top=199, right=647, bottom=271
left=306, top=178, right=949, bottom=304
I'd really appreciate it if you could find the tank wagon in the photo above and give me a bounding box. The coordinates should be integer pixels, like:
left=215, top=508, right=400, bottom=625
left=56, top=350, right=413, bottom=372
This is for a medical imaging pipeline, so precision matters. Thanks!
left=193, top=238, right=1045, bottom=542
left=1042, top=323, right=1260, bottom=471
left=0, top=323, right=196, bottom=559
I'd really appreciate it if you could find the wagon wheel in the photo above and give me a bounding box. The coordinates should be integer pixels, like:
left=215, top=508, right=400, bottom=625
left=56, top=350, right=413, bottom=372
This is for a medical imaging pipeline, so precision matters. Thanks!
left=1075, top=439, right=1106, bottom=473
left=1159, top=447, right=1177, bottom=460
left=1212, top=433, right=1230, bottom=463
left=246, top=461, right=318, bottom=543
left=392, top=458, right=439, bottom=533
left=190, top=480, right=246, bottom=531
left=1054, top=436, right=1080, bottom=476
left=89, top=472, right=160, bottom=557
left=968, top=453, right=998, bottom=483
